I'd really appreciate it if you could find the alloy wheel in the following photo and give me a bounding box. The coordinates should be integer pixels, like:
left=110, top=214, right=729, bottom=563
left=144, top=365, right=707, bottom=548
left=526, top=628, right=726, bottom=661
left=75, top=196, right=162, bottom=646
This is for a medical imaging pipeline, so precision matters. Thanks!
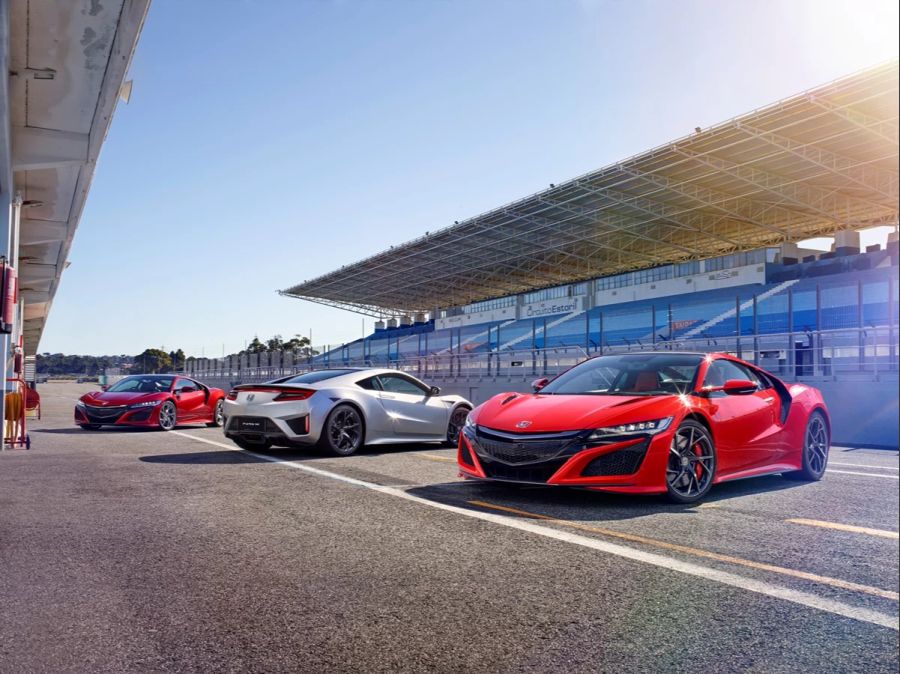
left=158, top=402, right=177, bottom=431
left=328, top=406, right=362, bottom=454
left=805, top=414, right=829, bottom=476
left=666, top=425, right=715, bottom=500
left=214, top=400, right=225, bottom=426
left=447, top=407, right=470, bottom=445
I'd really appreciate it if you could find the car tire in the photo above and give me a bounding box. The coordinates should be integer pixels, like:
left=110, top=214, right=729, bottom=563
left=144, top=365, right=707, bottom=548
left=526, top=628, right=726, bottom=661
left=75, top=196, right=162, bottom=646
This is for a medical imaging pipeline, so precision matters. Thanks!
left=207, top=399, right=225, bottom=428
left=320, top=403, right=365, bottom=456
left=157, top=401, right=177, bottom=431
left=785, top=410, right=829, bottom=482
left=445, top=406, right=471, bottom=446
left=79, top=424, right=101, bottom=430
left=233, top=436, right=273, bottom=451
left=665, top=419, right=717, bottom=504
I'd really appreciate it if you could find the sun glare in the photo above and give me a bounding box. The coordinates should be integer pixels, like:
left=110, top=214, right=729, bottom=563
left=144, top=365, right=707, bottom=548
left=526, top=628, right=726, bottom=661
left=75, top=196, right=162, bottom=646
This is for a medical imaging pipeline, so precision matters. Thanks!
left=801, top=0, right=900, bottom=71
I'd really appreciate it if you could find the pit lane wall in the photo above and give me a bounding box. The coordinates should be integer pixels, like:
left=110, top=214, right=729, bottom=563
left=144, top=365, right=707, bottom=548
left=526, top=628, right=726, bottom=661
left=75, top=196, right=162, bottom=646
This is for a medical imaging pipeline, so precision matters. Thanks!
left=425, top=376, right=899, bottom=449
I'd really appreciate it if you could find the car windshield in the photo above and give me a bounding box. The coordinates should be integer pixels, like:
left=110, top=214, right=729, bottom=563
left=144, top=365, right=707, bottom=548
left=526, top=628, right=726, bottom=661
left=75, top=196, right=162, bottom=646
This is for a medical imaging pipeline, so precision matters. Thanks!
left=281, top=369, right=358, bottom=385
left=540, top=354, right=703, bottom=396
left=106, top=375, right=174, bottom=393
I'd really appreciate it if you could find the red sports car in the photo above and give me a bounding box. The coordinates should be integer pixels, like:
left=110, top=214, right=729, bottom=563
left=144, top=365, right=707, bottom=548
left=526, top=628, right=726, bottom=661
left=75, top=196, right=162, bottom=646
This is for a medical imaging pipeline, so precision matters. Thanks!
left=74, top=374, right=226, bottom=431
left=458, top=352, right=830, bottom=503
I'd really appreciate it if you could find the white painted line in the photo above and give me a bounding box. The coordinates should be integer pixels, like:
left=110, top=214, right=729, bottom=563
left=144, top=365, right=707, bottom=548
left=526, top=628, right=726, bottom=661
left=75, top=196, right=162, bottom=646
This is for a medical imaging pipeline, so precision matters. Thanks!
left=827, top=469, right=900, bottom=480
left=170, top=431, right=900, bottom=632
left=829, top=462, right=899, bottom=471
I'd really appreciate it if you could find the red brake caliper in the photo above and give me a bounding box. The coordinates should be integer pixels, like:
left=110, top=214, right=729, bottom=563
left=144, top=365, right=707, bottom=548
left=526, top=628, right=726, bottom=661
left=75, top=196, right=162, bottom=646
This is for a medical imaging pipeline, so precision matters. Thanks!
left=693, top=441, right=704, bottom=479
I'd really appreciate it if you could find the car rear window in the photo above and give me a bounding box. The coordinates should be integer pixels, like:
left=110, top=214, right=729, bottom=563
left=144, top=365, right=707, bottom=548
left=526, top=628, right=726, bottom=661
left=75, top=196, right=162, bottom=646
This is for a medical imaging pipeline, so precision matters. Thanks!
left=281, top=369, right=357, bottom=385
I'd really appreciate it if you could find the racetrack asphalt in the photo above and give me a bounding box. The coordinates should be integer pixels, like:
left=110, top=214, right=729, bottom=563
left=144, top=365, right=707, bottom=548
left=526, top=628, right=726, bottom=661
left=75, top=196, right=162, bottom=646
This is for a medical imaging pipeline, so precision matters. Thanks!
left=1, top=383, right=897, bottom=673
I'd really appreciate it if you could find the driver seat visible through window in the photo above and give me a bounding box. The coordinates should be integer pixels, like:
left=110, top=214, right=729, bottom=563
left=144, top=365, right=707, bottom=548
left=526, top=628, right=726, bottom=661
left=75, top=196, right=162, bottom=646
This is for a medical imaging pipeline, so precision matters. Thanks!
left=634, top=371, right=658, bottom=392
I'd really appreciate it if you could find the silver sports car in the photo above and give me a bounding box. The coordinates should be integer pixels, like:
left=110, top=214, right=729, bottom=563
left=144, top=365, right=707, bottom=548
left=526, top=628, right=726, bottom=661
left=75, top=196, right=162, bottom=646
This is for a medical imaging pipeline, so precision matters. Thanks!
left=222, top=368, right=472, bottom=455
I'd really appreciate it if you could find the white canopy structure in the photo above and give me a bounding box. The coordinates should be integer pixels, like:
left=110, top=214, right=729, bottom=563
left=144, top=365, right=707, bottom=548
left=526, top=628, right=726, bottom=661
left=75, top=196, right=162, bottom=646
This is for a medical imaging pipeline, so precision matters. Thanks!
left=1, top=0, right=150, bottom=355
left=282, top=62, right=898, bottom=317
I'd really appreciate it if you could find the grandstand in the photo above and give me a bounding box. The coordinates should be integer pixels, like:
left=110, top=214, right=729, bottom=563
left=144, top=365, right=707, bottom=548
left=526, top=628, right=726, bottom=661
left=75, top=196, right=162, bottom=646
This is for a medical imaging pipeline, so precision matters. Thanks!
left=185, top=62, right=899, bottom=445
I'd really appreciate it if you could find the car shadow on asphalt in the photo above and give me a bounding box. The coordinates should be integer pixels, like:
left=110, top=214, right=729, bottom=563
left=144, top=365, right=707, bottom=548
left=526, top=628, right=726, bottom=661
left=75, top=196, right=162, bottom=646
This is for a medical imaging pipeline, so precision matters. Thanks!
left=187, top=443, right=450, bottom=463
left=405, top=474, right=805, bottom=522
left=140, top=451, right=271, bottom=464
left=33, top=425, right=227, bottom=436
left=32, top=427, right=155, bottom=435
left=137, top=443, right=451, bottom=464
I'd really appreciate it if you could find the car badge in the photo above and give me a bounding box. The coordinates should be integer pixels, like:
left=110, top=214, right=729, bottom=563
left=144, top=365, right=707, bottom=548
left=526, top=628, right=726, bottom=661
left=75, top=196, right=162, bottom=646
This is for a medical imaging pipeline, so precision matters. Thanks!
left=247, top=394, right=255, bottom=402
left=516, top=420, right=532, bottom=429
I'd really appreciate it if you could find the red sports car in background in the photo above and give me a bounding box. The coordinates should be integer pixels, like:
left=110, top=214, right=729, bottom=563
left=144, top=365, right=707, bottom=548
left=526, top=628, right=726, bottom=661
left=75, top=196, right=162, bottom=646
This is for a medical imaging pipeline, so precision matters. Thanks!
left=458, top=352, right=830, bottom=503
left=75, top=375, right=226, bottom=431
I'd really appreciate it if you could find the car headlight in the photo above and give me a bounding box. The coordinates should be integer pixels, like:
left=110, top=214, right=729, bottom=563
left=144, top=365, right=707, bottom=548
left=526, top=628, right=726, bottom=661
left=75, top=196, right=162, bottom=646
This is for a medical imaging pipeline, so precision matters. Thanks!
left=75, top=400, right=86, bottom=408
left=464, top=413, right=476, bottom=429
left=588, top=417, right=673, bottom=440
left=129, top=400, right=163, bottom=409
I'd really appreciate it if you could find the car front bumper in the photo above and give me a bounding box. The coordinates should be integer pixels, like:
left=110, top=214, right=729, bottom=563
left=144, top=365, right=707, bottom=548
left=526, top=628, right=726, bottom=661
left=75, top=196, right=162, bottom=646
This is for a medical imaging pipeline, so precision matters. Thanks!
left=457, top=425, right=675, bottom=495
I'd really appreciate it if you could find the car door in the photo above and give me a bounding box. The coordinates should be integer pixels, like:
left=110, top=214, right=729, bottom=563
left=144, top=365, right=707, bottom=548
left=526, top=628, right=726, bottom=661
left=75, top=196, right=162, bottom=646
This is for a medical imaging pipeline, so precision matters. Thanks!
left=700, top=359, right=780, bottom=473
left=173, top=378, right=207, bottom=421
left=376, top=374, right=449, bottom=438
left=352, top=374, right=395, bottom=438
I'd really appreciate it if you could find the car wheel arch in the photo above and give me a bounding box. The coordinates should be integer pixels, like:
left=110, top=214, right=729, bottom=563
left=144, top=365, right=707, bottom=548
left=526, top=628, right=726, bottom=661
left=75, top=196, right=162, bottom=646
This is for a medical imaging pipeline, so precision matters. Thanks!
left=682, top=411, right=714, bottom=442
left=328, top=399, right=368, bottom=441
left=810, top=405, right=831, bottom=435
left=450, top=401, right=472, bottom=416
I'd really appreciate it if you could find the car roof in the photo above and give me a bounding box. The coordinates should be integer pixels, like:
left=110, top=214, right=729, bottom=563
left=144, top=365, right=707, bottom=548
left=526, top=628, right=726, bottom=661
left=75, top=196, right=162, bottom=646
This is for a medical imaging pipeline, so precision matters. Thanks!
left=277, top=367, right=423, bottom=382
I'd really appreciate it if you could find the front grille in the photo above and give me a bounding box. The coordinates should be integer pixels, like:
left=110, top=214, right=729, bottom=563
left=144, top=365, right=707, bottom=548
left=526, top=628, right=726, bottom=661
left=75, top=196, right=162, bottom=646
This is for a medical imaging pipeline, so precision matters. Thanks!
left=478, top=457, right=569, bottom=483
left=84, top=404, right=127, bottom=419
left=473, top=427, right=581, bottom=465
left=581, top=439, right=650, bottom=477
left=84, top=404, right=126, bottom=424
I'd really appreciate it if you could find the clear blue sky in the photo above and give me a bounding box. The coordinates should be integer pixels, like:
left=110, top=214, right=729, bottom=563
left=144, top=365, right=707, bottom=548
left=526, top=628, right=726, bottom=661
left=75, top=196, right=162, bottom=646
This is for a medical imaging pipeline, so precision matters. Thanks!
left=40, top=0, right=899, bottom=356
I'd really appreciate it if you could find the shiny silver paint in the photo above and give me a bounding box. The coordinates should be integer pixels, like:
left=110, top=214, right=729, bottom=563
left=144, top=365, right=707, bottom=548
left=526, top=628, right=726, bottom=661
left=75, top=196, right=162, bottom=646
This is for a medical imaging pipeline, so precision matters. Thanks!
left=222, top=368, right=471, bottom=447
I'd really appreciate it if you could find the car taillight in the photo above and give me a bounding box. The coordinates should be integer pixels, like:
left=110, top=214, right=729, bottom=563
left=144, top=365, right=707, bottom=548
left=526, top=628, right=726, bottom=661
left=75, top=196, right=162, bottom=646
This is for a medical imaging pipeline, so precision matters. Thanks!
left=226, top=390, right=238, bottom=401
left=273, top=389, right=314, bottom=402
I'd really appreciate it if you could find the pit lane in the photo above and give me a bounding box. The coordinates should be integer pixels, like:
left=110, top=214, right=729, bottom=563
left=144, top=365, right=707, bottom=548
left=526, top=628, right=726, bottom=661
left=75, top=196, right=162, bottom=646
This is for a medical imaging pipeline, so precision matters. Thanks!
left=1, top=383, right=897, bottom=672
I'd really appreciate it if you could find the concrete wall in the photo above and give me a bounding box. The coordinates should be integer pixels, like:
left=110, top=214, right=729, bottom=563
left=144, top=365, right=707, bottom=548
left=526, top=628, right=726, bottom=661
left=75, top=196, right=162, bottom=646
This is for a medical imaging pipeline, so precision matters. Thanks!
left=427, top=376, right=899, bottom=449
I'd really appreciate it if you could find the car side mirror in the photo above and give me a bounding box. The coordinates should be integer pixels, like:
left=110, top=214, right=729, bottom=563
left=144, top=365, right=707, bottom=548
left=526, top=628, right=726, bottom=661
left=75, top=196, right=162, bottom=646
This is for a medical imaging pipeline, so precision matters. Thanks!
left=99, top=385, right=109, bottom=392
left=429, top=385, right=441, bottom=396
left=722, top=379, right=757, bottom=395
left=531, top=377, right=549, bottom=392
left=179, top=386, right=197, bottom=394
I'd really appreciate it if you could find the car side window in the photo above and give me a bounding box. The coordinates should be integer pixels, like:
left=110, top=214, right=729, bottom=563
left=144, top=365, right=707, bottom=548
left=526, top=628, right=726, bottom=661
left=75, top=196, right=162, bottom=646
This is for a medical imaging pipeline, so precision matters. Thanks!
left=356, top=376, right=383, bottom=391
left=703, top=360, right=758, bottom=389
left=175, top=378, right=196, bottom=392
left=378, top=375, right=428, bottom=396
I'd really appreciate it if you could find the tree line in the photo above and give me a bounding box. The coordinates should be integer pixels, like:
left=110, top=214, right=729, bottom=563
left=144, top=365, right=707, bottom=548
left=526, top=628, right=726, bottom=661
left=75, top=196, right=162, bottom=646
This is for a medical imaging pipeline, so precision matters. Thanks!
left=37, top=334, right=316, bottom=375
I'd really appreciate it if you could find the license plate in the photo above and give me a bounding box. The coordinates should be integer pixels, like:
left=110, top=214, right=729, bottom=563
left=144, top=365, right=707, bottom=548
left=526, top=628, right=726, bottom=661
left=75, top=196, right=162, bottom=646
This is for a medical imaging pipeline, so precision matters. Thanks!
left=238, top=418, right=265, bottom=431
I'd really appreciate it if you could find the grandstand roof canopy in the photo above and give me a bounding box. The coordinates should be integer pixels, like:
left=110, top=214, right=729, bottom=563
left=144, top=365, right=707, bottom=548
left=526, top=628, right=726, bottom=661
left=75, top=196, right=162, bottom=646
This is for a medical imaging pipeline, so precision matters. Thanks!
left=281, top=62, right=899, bottom=317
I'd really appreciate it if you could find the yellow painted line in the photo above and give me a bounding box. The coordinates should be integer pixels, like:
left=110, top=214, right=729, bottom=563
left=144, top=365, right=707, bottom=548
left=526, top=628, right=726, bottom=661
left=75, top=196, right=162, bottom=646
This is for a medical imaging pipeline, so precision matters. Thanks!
left=414, top=453, right=456, bottom=464
left=468, top=500, right=899, bottom=602
left=697, top=503, right=720, bottom=509
left=787, top=518, right=900, bottom=540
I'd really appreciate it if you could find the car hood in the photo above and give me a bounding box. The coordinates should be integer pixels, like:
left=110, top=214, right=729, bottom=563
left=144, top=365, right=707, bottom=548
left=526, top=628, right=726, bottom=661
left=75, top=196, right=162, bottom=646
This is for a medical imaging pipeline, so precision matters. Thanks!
left=80, top=391, right=167, bottom=406
left=471, top=392, right=684, bottom=433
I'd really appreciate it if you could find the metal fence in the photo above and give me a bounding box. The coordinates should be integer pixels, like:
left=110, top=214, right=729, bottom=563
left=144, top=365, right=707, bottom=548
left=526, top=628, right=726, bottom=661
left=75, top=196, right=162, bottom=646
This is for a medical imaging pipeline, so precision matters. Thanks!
left=182, top=325, right=898, bottom=386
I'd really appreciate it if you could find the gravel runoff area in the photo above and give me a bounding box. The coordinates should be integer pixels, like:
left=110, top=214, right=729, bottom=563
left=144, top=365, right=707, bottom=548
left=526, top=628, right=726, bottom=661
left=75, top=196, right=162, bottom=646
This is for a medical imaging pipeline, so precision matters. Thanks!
left=0, top=382, right=897, bottom=673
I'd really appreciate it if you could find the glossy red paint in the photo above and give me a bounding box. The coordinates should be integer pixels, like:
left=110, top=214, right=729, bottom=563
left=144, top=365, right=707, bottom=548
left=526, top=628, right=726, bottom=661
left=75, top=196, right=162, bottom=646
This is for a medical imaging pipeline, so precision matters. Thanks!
left=74, top=375, right=225, bottom=429
left=458, top=353, right=830, bottom=497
